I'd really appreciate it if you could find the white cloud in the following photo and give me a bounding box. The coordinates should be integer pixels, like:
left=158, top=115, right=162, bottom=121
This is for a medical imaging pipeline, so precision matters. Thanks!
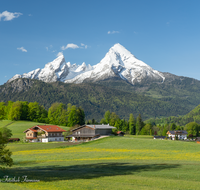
left=57, top=52, right=63, bottom=57
left=61, top=43, right=79, bottom=50
left=61, top=43, right=88, bottom=50
left=108, top=31, right=120, bottom=34
left=28, top=14, right=32, bottom=17
left=17, top=47, right=27, bottom=52
left=0, top=10, right=22, bottom=21
left=81, top=43, right=88, bottom=49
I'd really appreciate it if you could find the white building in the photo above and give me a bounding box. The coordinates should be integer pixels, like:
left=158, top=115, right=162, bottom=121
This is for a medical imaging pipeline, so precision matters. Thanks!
left=167, top=130, right=188, bottom=140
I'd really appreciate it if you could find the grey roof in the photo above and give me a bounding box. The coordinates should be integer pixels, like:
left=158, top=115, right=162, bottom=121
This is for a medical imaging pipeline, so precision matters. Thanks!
left=87, top=125, right=116, bottom=129
left=71, top=124, right=116, bottom=131
left=168, top=130, right=188, bottom=135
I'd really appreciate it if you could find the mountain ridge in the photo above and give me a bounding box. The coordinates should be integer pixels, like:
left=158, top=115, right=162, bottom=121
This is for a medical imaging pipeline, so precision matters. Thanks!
left=8, top=43, right=165, bottom=85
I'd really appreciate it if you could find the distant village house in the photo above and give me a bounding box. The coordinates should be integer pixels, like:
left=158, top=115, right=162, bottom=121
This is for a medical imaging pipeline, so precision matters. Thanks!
left=24, top=125, right=66, bottom=142
left=167, top=130, right=188, bottom=140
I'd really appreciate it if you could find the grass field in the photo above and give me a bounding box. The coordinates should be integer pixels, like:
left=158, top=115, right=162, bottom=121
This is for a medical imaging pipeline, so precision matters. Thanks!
left=1, top=121, right=200, bottom=189
left=0, top=120, right=69, bottom=140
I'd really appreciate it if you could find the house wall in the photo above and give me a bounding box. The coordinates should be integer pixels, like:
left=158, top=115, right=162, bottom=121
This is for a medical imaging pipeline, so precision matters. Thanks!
left=48, top=132, right=62, bottom=137
left=26, top=131, right=37, bottom=137
left=48, top=137, right=64, bottom=142
left=168, top=134, right=187, bottom=140
left=73, top=127, right=95, bottom=135
left=95, top=129, right=112, bottom=135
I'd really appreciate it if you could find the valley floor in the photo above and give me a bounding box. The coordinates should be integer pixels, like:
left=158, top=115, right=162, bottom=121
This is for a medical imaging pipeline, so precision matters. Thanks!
left=1, top=136, right=200, bottom=190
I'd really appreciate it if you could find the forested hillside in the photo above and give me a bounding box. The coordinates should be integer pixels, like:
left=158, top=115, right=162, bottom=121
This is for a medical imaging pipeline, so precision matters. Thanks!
left=146, top=104, right=200, bottom=126
left=97, top=74, right=200, bottom=112
left=0, top=78, right=191, bottom=121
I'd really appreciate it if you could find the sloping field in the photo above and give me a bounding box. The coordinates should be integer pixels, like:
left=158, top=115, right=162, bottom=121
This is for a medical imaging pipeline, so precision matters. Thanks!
left=0, top=120, right=69, bottom=140
left=1, top=136, right=200, bottom=189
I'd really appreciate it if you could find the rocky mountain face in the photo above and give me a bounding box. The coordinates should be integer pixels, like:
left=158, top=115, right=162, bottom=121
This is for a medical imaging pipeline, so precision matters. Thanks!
left=8, top=43, right=165, bottom=85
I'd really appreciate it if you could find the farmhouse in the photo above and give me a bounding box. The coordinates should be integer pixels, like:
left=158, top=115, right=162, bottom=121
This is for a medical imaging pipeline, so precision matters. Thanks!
left=24, top=125, right=66, bottom=142
left=67, top=124, right=116, bottom=141
left=166, top=130, right=188, bottom=140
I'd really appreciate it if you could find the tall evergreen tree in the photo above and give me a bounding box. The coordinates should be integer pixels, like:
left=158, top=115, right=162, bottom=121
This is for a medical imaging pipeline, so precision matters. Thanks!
left=170, top=123, right=177, bottom=130
left=76, top=107, right=85, bottom=125
left=0, top=102, right=5, bottom=120
left=20, top=101, right=29, bottom=120
left=136, top=114, right=144, bottom=135
left=129, top=114, right=136, bottom=135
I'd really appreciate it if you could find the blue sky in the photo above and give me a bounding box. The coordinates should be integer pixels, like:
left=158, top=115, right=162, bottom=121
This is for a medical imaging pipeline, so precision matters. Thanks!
left=1, top=0, right=200, bottom=85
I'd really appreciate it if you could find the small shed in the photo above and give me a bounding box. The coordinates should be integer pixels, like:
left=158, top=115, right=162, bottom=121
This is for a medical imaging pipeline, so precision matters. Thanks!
left=196, top=137, right=200, bottom=144
left=117, top=131, right=125, bottom=136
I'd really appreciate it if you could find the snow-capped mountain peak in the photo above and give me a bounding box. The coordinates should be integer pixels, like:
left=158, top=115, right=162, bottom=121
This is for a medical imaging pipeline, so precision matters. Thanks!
left=8, top=43, right=165, bottom=85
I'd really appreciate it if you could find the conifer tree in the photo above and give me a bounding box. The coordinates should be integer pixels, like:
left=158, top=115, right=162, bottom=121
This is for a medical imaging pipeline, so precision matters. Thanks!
left=136, top=114, right=144, bottom=135
left=129, top=114, right=136, bottom=135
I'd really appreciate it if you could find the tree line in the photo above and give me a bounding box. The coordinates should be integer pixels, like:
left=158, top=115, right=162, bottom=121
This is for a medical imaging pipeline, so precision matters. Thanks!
left=96, top=110, right=200, bottom=137
left=0, top=101, right=85, bottom=127
left=1, top=101, right=199, bottom=137
left=94, top=110, right=152, bottom=135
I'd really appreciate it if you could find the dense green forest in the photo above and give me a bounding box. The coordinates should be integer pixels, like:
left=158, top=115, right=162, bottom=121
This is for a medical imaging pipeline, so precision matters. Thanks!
left=146, top=104, right=200, bottom=126
left=0, top=78, right=195, bottom=121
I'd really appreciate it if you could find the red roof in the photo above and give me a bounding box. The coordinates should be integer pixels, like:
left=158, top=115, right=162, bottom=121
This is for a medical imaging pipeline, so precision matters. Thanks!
left=29, top=128, right=37, bottom=132
left=24, top=125, right=66, bottom=133
left=117, top=131, right=125, bottom=134
left=37, top=125, right=66, bottom=132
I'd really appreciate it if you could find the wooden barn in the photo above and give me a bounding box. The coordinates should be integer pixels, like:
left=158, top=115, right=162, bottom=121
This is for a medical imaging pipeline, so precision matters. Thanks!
left=67, top=124, right=116, bottom=141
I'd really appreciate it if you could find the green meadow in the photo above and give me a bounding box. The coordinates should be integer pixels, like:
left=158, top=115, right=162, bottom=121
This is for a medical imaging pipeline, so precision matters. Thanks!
left=0, top=120, right=69, bottom=140
left=0, top=121, right=200, bottom=189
